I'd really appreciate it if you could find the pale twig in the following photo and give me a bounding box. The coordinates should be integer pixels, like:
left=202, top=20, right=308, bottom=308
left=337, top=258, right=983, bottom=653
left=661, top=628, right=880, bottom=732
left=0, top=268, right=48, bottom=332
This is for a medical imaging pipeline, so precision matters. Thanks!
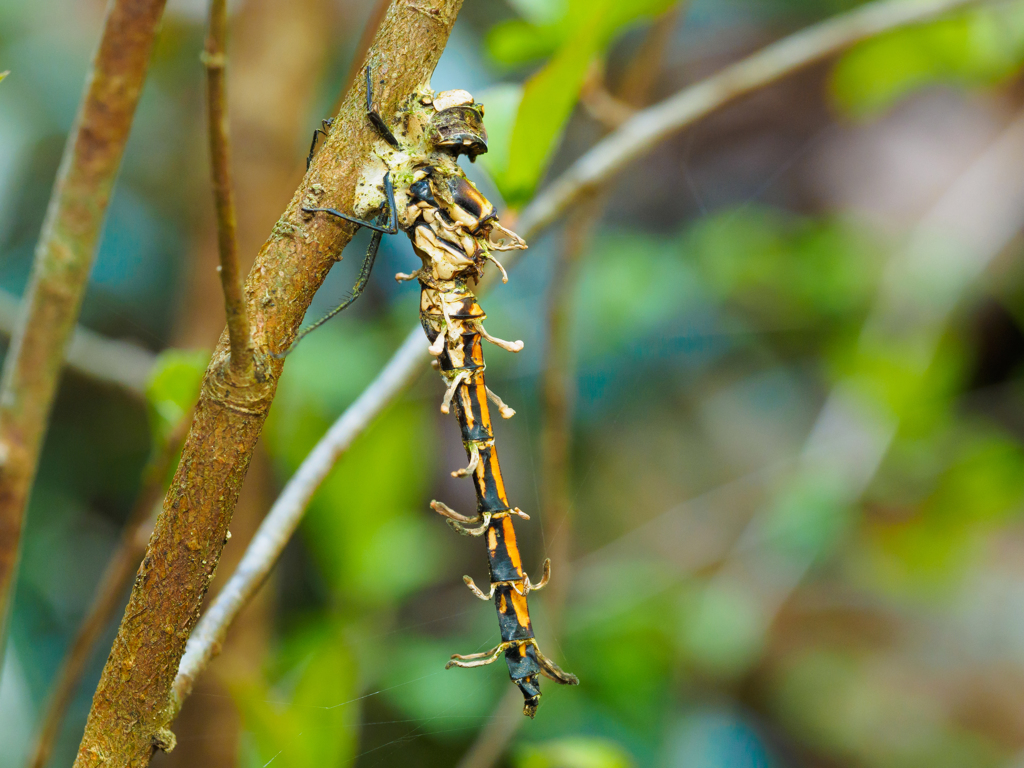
left=0, top=0, right=169, bottom=662
left=26, top=413, right=191, bottom=768
left=171, top=329, right=425, bottom=709
left=0, top=288, right=154, bottom=398
left=204, top=0, right=252, bottom=377
left=517, top=0, right=988, bottom=239
left=169, top=0, right=990, bottom=709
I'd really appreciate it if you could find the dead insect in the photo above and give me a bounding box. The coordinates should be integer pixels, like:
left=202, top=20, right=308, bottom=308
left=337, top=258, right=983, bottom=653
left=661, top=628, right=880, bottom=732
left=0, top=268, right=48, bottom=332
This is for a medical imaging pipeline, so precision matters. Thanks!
left=283, top=66, right=578, bottom=717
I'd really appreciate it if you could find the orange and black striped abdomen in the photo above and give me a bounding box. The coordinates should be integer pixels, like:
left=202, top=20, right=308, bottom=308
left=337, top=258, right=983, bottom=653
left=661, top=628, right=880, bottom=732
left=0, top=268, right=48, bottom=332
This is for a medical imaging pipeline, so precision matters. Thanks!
left=422, top=281, right=544, bottom=701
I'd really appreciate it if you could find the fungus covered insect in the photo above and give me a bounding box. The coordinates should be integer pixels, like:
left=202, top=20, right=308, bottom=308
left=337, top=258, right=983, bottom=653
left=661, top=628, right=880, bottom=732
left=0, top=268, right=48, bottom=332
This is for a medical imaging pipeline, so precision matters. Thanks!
left=283, top=67, right=578, bottom=717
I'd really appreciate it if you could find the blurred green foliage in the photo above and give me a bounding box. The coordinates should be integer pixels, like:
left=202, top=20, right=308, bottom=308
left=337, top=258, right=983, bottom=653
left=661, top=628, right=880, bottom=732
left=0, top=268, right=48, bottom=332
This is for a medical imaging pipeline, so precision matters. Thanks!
left=234, top=622, right=359, bottom=768
left=832, top=0, right=1024, bottom=117
left=514, top=737, right=634, bottom=768
left=487, top=0, right=678, bottom=65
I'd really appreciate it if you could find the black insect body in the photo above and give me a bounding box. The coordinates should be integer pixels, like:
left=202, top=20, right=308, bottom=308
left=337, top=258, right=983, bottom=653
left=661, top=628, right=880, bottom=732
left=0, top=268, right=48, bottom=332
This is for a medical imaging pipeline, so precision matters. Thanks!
left=297, top=68, right=578, bottom=717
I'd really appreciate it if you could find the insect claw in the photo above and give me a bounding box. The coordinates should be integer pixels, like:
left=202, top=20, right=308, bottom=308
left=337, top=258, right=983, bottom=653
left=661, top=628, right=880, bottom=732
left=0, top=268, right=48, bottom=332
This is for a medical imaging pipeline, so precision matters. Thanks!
left=485, top=221, right=528, bottom=251
left=525, top=558, right=550, bottom=593
left=431, top=501, right=490, bottom=536
left=463, top=575, right=493, bottom=601
left=478, top=324, right=523, bottom=353
left=486, top=386, right=515, bottom=419
left=452, top=443, right=480, bottom=478
left=430, top=499, right=474, bottom=523
left=440, top=371, right=469, bottom=415
left=486, top=252, right=509, bottom=283
left=533, top=644, right=579, bottom=686
left=511, top=507, right=530, bottom=520
left=395, top=270, right=422, bottom=282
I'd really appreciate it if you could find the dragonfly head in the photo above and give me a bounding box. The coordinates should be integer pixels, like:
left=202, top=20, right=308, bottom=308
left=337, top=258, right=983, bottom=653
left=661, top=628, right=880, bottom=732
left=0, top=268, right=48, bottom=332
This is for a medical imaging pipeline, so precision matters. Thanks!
left=427, top=89, right=488, bottom=160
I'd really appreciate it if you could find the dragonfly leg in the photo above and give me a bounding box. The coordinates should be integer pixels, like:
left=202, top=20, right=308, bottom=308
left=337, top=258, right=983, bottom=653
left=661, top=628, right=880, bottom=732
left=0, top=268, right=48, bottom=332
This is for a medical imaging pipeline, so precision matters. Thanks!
left=364, top=65, right=400, bottom=149
left=446, top=642, right=510, bottom=669
left=272, top=219, right=386, bottom=359
left=440, top=370, right=470, bottom=415
left=302, top=171, right=399, bottom=234
left=486, top=386, right=516, bottom=419
left=477, top=323, right=524, bottom=353
left=306, top=118, right=333, bottom=170
left=451, top=442, right=480, bottom=478
left=462, top=575, right=494, bottom=601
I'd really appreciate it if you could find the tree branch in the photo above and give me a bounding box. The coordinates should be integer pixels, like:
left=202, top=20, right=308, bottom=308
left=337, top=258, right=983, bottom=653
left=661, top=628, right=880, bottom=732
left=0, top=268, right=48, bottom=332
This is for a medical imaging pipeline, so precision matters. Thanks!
left=0, top=288, right=155, bottom=398
left=516, top=0, right=987, bottom=239
left=166, top=0, right=989, bottom=706
left=73, top=2, right=464, bottom=765
left=203, top=0, right=252, bottom=378
left=0, top=0, right=169, bottom=658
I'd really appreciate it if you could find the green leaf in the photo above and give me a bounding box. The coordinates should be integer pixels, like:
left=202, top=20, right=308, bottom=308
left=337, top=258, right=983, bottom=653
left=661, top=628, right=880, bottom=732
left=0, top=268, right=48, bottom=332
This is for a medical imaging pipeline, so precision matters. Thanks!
left=831, top=3, right=1024, bottom=118
left=515, top=737, right=634, bottom=768
left=501, top=1, right=610, bottom=205
left=144, top=348, right=207, bottom=447
left=686, top=206, right=880, bottom=329
left=488, top=0, right=680, bottom=66
left=506, top=0, right=566, bottom=26
left=487, top=0, right=680, bottom=203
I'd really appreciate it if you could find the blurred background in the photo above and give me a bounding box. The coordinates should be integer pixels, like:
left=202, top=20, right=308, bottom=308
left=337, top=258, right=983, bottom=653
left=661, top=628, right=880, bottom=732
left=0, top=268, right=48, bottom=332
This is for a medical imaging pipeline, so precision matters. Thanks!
left=6, top=0, right=1024, bottom=765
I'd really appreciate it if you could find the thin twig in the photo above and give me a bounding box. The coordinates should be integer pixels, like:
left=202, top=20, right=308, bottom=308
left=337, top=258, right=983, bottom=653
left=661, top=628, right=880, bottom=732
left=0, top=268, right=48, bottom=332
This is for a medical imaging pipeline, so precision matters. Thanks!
left=0, top=0, right=169, bottom=662
left=168, top=0, right=988, bottom=706
left=27, top=413, right=191, bottom=768
left=0, top=289, right=154, bottom=398
left=74, top=3, right=465, bottom=764
left=517, top=0, right=987, bottom=238
left=204, top=0, right=252, bottom=377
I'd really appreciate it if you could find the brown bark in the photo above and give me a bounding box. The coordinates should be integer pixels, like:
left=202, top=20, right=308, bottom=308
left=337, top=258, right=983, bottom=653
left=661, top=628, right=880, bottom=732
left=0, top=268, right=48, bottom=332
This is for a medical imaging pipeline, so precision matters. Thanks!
left=72, top=2, right=464, bottom=765
left=159, top=0, right=334, bottom=763
left=0, top=0, right=168, bottom=656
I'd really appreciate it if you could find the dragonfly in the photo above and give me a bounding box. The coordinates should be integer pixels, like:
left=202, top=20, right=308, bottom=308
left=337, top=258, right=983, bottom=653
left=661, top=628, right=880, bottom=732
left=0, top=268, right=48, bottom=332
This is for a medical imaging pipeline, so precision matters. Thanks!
left=282, top=66, right=578, bottom=717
